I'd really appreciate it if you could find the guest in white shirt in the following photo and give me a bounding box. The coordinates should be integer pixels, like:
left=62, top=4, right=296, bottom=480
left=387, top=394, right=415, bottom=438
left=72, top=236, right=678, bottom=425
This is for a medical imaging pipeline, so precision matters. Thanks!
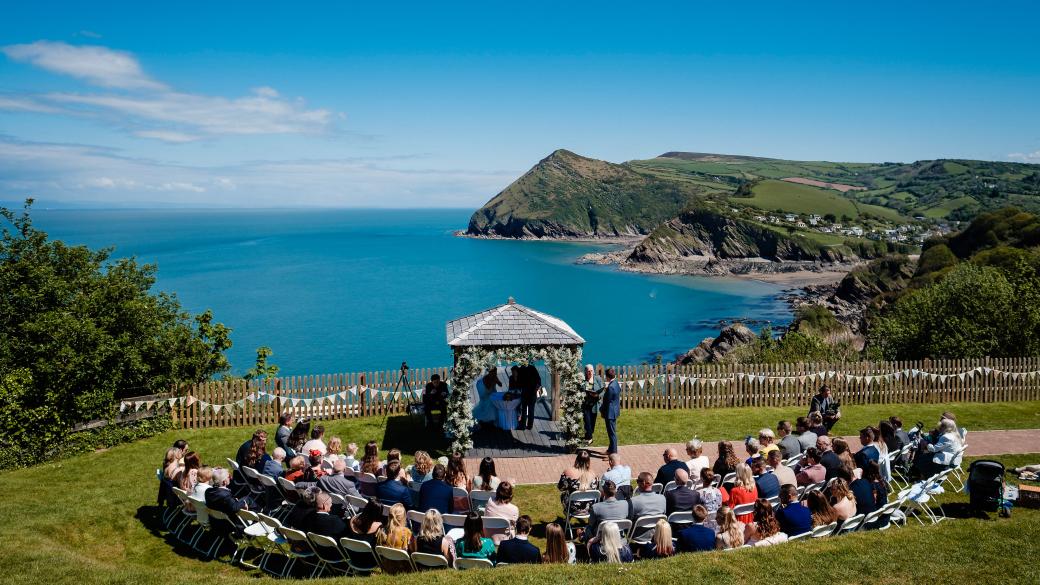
left=191, top=466, right=213, bottom=499
left=301, top=424, right=328, bottom=456
left=601, top=453, right=632, bottom=496
left=767, top=450, right=797, bottom=488
left=685, top=438, right=710, bottom=480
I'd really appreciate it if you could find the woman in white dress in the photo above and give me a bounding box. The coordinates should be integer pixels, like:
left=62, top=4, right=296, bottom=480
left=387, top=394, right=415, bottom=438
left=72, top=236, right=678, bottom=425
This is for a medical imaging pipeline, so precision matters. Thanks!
left=472, top=368, right=500, bottom=426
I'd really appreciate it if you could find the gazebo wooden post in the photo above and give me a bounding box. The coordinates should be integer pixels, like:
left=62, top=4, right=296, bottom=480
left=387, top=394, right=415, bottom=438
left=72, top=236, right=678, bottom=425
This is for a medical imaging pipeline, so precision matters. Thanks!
left=552, top=366, right=561, bottom=421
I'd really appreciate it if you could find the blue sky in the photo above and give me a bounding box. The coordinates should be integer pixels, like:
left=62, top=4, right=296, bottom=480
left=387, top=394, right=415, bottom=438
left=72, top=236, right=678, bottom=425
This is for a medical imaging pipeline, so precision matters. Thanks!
left=1, top=1, right=1038, bottom=208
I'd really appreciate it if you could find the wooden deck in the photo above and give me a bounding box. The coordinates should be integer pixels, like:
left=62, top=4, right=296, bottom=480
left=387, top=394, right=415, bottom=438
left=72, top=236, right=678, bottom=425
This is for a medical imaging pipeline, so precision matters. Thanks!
left=467, top=397, right=566, bottom=458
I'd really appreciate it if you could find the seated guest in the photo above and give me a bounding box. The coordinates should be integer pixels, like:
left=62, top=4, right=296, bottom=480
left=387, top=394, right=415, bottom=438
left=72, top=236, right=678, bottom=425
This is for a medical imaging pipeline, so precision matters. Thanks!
left=752, top=458, right=780, bottom=500
left=542, top=522, right=576, bottom=564
left=828, top=478, right=857, bottom=521
left=588, top=522, right=634, bottom=563
left=342, top=441, right=360, bottom=472
left=744, top=438, right=762, bottom=465
left=890, top=416, right=912, bottom=449
left=302, top=492, right=347, bottom=538
left=850, top=461, right=889, bottom=517
left=484, top=482, right=520, bottom=544
left=497, top=515, right=541, bottom=564
left=855, top=427, right=882, bottom=471
left=381, top=448, right=405, bottom=479
left=360, top=441, right=381, bottom=475
left=161, top=445, right=184, bottom=508
left=447, top=452, right=472, bottom=511
left=685, top=438, right=710, bottom=481
left=284, top=455, right=307, bottom=482
left=235, top=429, right=266, bottom=470
left=192, top=466, right=214, bottom=500
left=316, top=458, right=362, bottom=498
left=601, top=453, right=633, bottom=498
left=628, top=472, right=666, bottom=542
left=714, top=506, right=744, bottom=550
left=697, top=469, right=728, bottom=527
left=263, top=447, right=286, bottom=478
left=744, top=499, right=787, bottom=546
left=455, top=513, right=496, bottom=563
left=345, top=499, right=383, bottom=546
left=286, top=420, right=311, bottom=458
left=302, top=449, right=327, bottom=482
left=204, top=467, right=251, bottom=534
left=176, top=451, right=201, bottom=493
left=301, top=424, right=327, bottom=456
left=808, top=411, right=828, bottom=437
left=816, top=436, right=843, bottom=480
left=713, top=441, right=740, bottom=478
left=805, top=490, right=839, bottom=527
left=321, top=436, right=345, bottom=471
left=728, top=464, right=758, bottom=523
left=675, top=505, right=715, bottom=552
left=774, top=484, right=812, bottom=536
left=665, top=469, right=702, bottom=515
left=767, top=450, right=797, bottom=488
left=375, top=460, right=413, bottom=509
left=376, top=503, right=414, bottom=551
left=558, top=450, right=599, bottom=515
left=639, top=518, right=675, bottom=560
left=795, top=448, right=826, bottom=486
left=654, top=448, right=690, bottom=486
left=407, top=450, right=434, bottom=486
left=419, top=463, right=454, bottom=514
left=795, top=417, right=818, bottom=452
left=414, top=509, right=455, bottom=564
left=284, top=486, right=319, bottom=530
left=916, top=418, right=964, bottom=478
left=274, top=413, right=294, bottom=457
left=587, top=480, right=629, bottom=540
left=758, top=429, right=780, bottom=458
left=471, top=456, right=500, bottom=491
left=776, top=420, right=802, bottom=459
left=832, top=438, right=859, bottom=480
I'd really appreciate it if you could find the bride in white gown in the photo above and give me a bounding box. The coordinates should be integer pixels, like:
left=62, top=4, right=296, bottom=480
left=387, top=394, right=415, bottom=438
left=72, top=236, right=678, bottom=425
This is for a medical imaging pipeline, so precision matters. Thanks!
left=472, top=367, right=501, bottom=425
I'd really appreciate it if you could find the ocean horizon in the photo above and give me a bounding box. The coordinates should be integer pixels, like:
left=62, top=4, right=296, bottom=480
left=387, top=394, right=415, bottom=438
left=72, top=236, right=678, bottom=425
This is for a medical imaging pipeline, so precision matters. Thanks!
left=32, top=207, right=792, bottom=375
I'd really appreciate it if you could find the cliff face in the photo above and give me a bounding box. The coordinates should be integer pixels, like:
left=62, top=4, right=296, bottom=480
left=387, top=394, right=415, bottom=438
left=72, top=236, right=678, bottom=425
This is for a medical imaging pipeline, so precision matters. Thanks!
left=466, top=149, right=700, bottom=238
left=627, top=208, right=856, bottom=265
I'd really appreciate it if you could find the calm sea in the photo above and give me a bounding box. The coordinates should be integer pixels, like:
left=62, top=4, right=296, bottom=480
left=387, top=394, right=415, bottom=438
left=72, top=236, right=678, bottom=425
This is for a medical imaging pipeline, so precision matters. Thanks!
left=33, top=208, right=790, bottom=375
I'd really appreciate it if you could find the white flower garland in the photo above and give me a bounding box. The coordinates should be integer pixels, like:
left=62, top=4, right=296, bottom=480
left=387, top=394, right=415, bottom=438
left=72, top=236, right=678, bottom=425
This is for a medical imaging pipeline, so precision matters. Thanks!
left=446, top=345, right=586, bottom=452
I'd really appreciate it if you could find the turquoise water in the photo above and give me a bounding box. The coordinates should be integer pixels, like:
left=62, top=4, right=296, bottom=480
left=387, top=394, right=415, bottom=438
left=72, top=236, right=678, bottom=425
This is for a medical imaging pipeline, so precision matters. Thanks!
left=32, top=208, right=791, bottom=374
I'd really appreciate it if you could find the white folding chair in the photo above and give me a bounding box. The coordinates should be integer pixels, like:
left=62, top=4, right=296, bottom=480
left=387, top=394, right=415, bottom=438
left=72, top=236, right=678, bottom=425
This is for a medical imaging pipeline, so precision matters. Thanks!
left=663, top=481, right=678, bottom=492
left=721, top=472, right=737, bottom=486
left=358, top=473, right=381, bottom=497
left=469, top=489, right=495, bottom=514
left=564, top=490, right=600, bottom=539
left=406, top=509, right=426, bottom=532
left=836, top=513, right=865, bottom=535
left=731, top=503, right=755, bottom=518
left=455, top=557, right=494, bottom=570
left=307, top=532, right=351, bottom=575
left=452, top=486, right=471, bottom=512
left=278, top=526, right=323, bottom=577
left=811, top=521, right=838, bottom=538
left=339, top=536, right=381, bottom=575
left=169, top=487, right=197, bottom=541
left=629, top=514, right=666, bottom=545
left=651, top=483, right=664, bottom=494
left=234, top=509, right=268, bottom=568
left=481, top=515, right=512, bottom=543
left=597, top=519, right=632, bottom=540
left=442, top=513, right=467, bottom=541
left=411, top=551, right=450, bottom=571
left=345, top=494, right=369, bottom=517
left=787, top=530, right=810, bottom=542
left=375, top=545, right=416, bottom=573
left=187, top=496, right=216, bottom=554
left=254, top=513, right=291, bottom=576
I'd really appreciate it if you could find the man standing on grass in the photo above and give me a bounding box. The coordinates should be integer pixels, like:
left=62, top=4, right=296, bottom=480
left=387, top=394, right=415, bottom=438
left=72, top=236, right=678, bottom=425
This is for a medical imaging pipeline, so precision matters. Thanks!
left=581, top=364, right=604, bottom=445
left=600, top=368, right=621, bottom=454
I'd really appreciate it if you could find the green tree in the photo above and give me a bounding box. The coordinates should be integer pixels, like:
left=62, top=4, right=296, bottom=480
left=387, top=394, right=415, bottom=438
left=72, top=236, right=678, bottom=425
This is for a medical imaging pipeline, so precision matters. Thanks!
left=245, top=346, right=280, bottom=382
left=0, top=200, right=233, bottom=463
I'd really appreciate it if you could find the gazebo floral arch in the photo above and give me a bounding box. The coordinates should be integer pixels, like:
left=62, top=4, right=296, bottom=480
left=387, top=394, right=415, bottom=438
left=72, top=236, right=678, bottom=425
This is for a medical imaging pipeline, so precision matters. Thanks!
left=444, top=298, right=586, bottom=453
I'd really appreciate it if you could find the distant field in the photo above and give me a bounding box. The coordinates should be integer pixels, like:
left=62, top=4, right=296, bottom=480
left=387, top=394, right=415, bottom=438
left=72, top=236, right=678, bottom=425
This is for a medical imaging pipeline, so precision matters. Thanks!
left=732, top=179, right=861, bottom=217
left=923, top=195, right=978, bottom=218
left=781, top=177, right=866, bottom=192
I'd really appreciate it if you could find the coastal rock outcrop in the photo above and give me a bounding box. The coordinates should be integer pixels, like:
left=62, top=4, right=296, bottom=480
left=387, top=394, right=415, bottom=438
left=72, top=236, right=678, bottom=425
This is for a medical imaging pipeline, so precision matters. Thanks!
left=675, top=323, right=757, bottom=364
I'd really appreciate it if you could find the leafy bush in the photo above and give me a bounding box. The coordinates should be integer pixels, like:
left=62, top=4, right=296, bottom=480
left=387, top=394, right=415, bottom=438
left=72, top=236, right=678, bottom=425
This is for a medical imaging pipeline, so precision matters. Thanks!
left=0, top=200, right=231, bottom=467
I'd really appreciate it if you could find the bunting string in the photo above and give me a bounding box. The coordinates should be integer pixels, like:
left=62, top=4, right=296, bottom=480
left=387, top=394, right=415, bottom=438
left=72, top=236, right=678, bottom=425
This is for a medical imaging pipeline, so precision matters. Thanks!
left=119, top=384, right=426, bottom=414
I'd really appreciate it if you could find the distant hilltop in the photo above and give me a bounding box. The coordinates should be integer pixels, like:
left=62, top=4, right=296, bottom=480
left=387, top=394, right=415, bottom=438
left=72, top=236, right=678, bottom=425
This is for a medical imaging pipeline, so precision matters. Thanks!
left=465, top=148, right=1040, bottom=276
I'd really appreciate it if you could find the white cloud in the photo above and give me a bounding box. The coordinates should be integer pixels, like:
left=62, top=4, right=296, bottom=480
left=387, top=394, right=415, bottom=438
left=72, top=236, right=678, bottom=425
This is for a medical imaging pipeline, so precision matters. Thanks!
left=0, top=42, right=337, bottom=141
left=0, top=136, right=514, bottom=208
left=1008, top=151, right=1040, bottom=163
left=2, top=40, right=165, bottom=90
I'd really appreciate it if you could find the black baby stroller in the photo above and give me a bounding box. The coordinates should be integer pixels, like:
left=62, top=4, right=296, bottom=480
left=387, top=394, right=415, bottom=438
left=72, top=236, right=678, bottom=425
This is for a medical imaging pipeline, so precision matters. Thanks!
left=967, top=459, right=1010, bottom=518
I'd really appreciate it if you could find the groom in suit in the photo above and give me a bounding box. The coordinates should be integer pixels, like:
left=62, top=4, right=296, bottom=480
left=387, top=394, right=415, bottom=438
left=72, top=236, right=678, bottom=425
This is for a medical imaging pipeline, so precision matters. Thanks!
left=600, top=368, right=621, bottom=454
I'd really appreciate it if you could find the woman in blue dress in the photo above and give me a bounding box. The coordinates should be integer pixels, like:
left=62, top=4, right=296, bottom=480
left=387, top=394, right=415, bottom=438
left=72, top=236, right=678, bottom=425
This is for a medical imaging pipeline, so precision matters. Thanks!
left=472, top=367, right=500, bottom=426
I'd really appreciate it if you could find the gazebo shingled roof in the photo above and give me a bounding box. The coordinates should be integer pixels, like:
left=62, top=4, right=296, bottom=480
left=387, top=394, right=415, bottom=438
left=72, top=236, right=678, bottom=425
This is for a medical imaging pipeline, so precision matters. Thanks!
left=446, top=297, right=585, bottom=347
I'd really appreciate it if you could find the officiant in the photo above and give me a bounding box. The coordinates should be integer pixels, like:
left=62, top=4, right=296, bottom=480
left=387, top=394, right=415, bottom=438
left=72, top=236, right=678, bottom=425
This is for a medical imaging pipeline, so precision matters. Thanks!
left=581, top=364, right=604, bottom=444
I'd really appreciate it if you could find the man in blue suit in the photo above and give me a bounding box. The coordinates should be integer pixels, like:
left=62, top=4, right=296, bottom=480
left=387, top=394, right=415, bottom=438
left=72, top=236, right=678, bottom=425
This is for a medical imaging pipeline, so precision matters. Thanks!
left=599, top=368, right=621, bottom=454
left=375, top=460, right=413, bottom=509
left=418, top=464, right=453, bottom=514
left=676, top=505, right=715, bottom=552
left=496, top=515, right=541, bottom=564
left=774, top=484, right=812, bottom=536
